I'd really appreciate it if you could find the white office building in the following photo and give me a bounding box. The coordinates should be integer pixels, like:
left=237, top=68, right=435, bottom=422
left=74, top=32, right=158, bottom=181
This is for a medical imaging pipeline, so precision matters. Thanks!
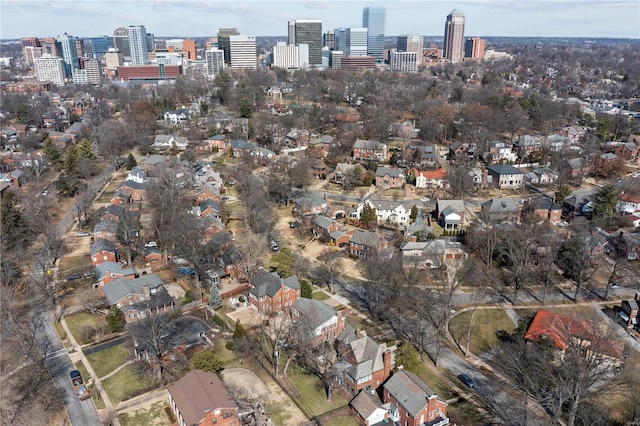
left=390, top=50, right=418, bottom=72
left=155, top=51, right=184, bottom=66
left=346, top=28, right=368, bottom=57
left=397, top=34, right=424, bottom=64
left=34, top=55, right=66, bottom=85
left=128, top=24, right=149, bottom=65
left=272, top=42, right=309, bottom=69
left=228, top=35, right=257, bottom=69
left=205, top=49, right=224, bottom=77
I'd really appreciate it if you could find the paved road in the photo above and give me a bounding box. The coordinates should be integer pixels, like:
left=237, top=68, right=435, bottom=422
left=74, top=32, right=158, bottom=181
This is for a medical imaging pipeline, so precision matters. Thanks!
left=28, top=169, right=116, bottom=426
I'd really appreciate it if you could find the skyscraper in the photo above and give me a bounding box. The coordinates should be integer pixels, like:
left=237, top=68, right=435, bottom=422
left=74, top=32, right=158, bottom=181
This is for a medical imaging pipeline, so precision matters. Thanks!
left=397, top=35, right=424, bottom=64
left=362, top=7, right=385, bottom=63
left=217, top=28, right=240, bottom=65
left=56, top=33, right=79, bottom=78
left=465, top=37, right=486, bottom=61
left=113, top=27, right=130, bottom=58
left=228, top=35, right=257, bottom=70
left=205, top=49, right=224, bottom=77
left=34, top=55, right=66, bottom=85
left=289, top=20, right=322, bottom=66
left=443, top=9, right=465, bottom=63
left=345, top=28, right=368, bottom=57
left=89, top=36, right=110, bottom=59
left=128, top=25, right=149, bottom=65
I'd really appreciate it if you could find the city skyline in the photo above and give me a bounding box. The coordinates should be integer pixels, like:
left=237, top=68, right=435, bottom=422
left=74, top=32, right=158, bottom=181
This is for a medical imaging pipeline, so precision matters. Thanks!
left=1, top=1, right=639, bottom=40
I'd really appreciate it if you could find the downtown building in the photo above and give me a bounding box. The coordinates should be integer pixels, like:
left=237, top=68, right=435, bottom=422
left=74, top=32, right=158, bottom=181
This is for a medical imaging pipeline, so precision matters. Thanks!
left=465, top=37, right=486, bottom=61
left=205, top=49, right=224, bottom=77
left=34, top=55, right=66, bottom=85
left=363, top=6, right=385, bottom=63
left=389, top=50, right=418, bottom=72
left=128, top=25, right=149, bottom=65
left=272, top=42, right=310, bottom=69
left=73, top=58, right=102, bottom=85
left=443, top=9, right=465, bottom=63
left=397, top=34, right=424, bottom=65
left=288, top=20, right=323, bottom=67
left=56, top=33, right=79, bottom=77
left=228, top=35, right=257, bottom=69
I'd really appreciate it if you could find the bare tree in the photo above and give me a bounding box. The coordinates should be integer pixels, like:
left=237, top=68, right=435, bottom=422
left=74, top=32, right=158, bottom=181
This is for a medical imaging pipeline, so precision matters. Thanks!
left=73, top=188, right=97, bottom=229
left=234, top=232, right=267, bottom=282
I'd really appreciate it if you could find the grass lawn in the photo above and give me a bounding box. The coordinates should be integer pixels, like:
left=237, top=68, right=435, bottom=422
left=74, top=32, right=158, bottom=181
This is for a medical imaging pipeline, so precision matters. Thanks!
left=346, top=314, right=378, bottom=339
left=447, top=399, right=490, bottom=425
left=311, top=291, right=330, bottom=301
left=412, top=362, right=455, bottom=400
left=265, top=402, right=292, bottom=425
left=288, top=366, right=348, bottom=417
left=59, top=255, right=90, bottom=274
left=214, top=338, right=240, bottom=367
left=449, top=309, right=514, bottom=355
left=119, top=401, right=169, bottom=426
left=73, top=361, right=106, bottom=410
left=86, top=345, right=128, bottom=379
left=324, top=416, right=359, bottom=426
left=102, top=365, right=155, bottom=404
left=54, top=321, right=70, bottom=347
left=65, top=312, right=105, bottom=344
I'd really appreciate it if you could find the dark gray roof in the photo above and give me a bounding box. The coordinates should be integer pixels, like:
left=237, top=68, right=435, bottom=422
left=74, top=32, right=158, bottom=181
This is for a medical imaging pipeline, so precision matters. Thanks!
left=249, top=269, right=300, bottom=298
left=487, top=164, right=523, bottom=175
left=91, top=239, right=116, bottom=256
left=375, top=166, right=402, bottom=178
left=93, top=219, right=118, bottom=235
left=295, top=195, right=327, bottom=209
left=481, top=197, right=519, bottom=213
left=350, top=390, right=383, bottom=420
left=103, top=274, right=164, bottom=305
left=292, top=298, right=336, bottom=332
left=102, top=204, right=125, bottom=218
left=529, top=196, right=562, bottom=211
left=312, top=215, right=335, bottom=230
left=230, top=139, right=253, bottom=150
left=95, top=261, right=136, bottom=280
left=383, top=369, right=441, bottom=418
left=119, top=180, right=147, bottom=190
left=350, top=230, right=382, bottom=249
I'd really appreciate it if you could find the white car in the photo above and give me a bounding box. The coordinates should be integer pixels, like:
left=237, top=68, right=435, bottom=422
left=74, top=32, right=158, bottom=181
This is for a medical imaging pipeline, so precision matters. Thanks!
left=145, top=241, right=158, bottom=248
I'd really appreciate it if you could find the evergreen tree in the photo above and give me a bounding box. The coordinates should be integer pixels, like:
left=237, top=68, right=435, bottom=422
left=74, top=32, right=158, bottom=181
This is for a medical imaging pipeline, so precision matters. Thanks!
left=269, top=247, right=295, bottom=277
left=208, top=282, right=222, bottom=310
left=300, top=279, right=313, bottom=299
left=1, top=191, right=26, bottom=249
left=555, top=184, right=571, bottom=206
left=63, top=145, right=79, bottom=176
left=395, top=342, right=420, bottom=373
left=191, top=349, right=224, bottom=374
left=410, top=205, right=419, bottom=221
left=360, top=204, right=377, bottom=227
left=593, top=184, right=619, bottom=222
left=43, top=138, right=62, bottom=168
left=77, top=138, right=97, bottom=162
left=107, top=306, right=125, bottom=332
left=233, top=319, right=247, bottom=340
left=125, top=153, right=138, bottom=170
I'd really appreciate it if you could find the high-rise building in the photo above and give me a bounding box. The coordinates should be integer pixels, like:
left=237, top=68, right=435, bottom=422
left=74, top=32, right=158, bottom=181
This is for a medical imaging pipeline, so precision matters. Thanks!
left=205, top=49, right=224, bottom=77
left=24, top=46, right=43, bottom=66
left=22, top=37, right=41, bottom=64
left=166, top=39, right=185, bottom=51
left=39, top=37, right=61, bottom=57
left=105, top=48, right=124, bottom=70
left=128, top=25, right=149, bottom=65
left=74, top=58, right=102, bottom=85
left=443, top=9, right=465, bottom=63
left=56, top=33, right=79, bottom=78
left=323, top=31, right=335, bottom=50
left=89, top=36, right=110, bottom=59
left=146, top=33, right=155, bottom=53
left=334, top=28, right=348, bottom=53
left=183, top=39, right=197, bottom=60
left=345, top=28, right=368, bottom=57
left=217, top=28, right=240, bottom=65
left=228, top=35, right=256, bottom=70
left=363, top=7, right=385, bottom=63
left=289, top=20, right=322, bottom=66
left=113, top=27, right=131, bottom=58
left=464, top=37, right=486, bottom=61
left=390, top=49, right=418, bottom=72
left=397, top=34, right=424, bottom=64
left=34, top=55, right=66, bottom=85
left=272, top=42, right=309, bottom=69
left=330, top=50, right=343, bottom=70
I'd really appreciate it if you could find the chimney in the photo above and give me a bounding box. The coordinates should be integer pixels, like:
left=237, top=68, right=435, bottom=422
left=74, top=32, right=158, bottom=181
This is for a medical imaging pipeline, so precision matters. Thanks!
left=355, top=329, right=362, bottom=339
left=143, top=285, right=150, bottom=299
left=635, top=292, right=640, bottom=301
left=382, top=349, right=392, bottom=379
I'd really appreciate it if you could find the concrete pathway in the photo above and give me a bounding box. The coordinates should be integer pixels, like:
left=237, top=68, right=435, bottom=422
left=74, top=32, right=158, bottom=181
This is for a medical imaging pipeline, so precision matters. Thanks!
left=115, top=388, right=169, bottom=415
left=99, top=360, right=135, bottom=381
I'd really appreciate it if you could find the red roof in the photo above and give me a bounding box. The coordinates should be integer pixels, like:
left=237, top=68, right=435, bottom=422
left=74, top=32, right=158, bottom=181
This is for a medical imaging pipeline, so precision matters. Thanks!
left=414, top=169, right=447, bottom=179
left=620, top=193, right=640, bottom=204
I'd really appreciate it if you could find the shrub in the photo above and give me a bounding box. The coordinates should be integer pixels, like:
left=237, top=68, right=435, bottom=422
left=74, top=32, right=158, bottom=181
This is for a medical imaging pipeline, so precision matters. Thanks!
left=213, top=314, right=227, bottom=331
left=238, top=295, right=245, bottom=303
left=225, top=341, right=235, bottom=350
left=164, top=406, right=176, bottom=423
left=184, top=290, right=193, bottom=304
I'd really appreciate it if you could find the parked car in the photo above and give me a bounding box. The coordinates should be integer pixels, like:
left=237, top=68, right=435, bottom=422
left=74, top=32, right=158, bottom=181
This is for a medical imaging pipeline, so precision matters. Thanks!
left=289, top=222, right=300, bottom=228
left=65, top=274, right=82, bottom=282
left=458, top=373, right=476, bottom=388
left=144, top=241, right=158, bottom=248
left=271, top=240, right=279, bottom=251
left=41, top=189, right=50, bottom=196
left=83, top=271, right=95, bottom=278
left=77, top=231, right=91, bottom=237
left=221, top=196, right=230, bottom=201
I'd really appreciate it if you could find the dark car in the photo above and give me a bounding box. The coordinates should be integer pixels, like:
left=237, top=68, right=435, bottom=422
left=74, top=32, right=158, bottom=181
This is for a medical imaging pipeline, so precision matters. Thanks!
left=289, top=222, right=300, bottom=228
left=458, top=373, right=476, bottom=388
left=65, top=274, right=82, bottom=282
left=177, top=267, right=196, bottom=276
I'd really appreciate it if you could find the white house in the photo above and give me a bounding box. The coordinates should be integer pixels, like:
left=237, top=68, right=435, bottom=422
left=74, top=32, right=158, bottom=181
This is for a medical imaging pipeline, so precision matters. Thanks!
left=152, top=135, right=188, bottom=151
left=363, top=198, right=412, bottom=225
left=164, top=109, right=189, bottom=125
left=126, top=167, right=146, bottom=184
left=618, top=193, right=640, bottom=216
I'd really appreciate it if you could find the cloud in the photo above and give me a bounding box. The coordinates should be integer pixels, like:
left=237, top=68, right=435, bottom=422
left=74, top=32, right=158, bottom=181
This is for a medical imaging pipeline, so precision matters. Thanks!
left=298, top=0, right=334, bottom=10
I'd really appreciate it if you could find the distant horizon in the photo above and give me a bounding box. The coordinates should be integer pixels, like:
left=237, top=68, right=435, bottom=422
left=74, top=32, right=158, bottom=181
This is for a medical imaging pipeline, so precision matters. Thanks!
left=1, top=1, right=639, bottom=40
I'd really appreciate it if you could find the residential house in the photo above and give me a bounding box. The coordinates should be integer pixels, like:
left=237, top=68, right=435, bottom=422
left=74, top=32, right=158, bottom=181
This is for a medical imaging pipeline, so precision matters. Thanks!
left=486, top=165, right=524, bottom=189
left=333, top=163, right=357, bottom=185
left=152, top=135, right=188, bottom=151
left=312, top=215, right=345, bottom=243
left=117, top=180, right=147, bottom=201
left=335, top=326, right=396, bottom=396
left=48, top=131, right=73, bottom=148
left=400, top=240, right=466, bottom=269
left=195, top=184, right=221, bottom=204
left=404, top=145, right=439, bottom=167
left=290, top=298, right=346, bottom=347
left=608, top=231, right=640, bottom=261
left=525, top=309, right=624, bottom=365
left=349, top=391, right=388, bottom=426
left=619, top=294, right=639, bottom=330
left=144, top=247, right=163, bottom=263
left=515, top=135, right=542, bottom=158
left=562, top=194, right=593, bottom=218
left=206, top=134, right=227, bottom=150
left=563, top=157, right=590, bottom=178
left=248, top=269, right=301, bottom=314
left=617, top=193, right=640, bottom=216
left=411, top=168, right=448, bottom=189
left=101, top=274, right=173, bottom=322
left=93, top=220, right=119, bottom=242
left=362, top=198, right=412, bottom=226
left=308, top=135, right=334, bottom=158
left=100, top=204, right=125, bottom=222
left=294, top=195, right=329, bottom=218
left=349, top=230, right=389, bottom=258
left=524, top=167, right=559, bottom=186
left=309, top=158, right=327, bottom=179
left=524, top=196, right=562, bottom=223
left=375, top=166, right=405, bottom=190
left=486, top=141, right=517, bottom=164
left=436, top=200, right=465, bottom=231
left=353, top=139, right=387, bottom=162
left=603, top=142, right=639, bottom=161
left=164, top=109, right=189, bottom=125
left=228, top=139, right=254, bottom=158
left=544, top=134, right=571, bottom=152
left=94, top=261, right=137, bottom=288
left=252, top=147, right=276, bottom=165
left=383, top=369, right=449, bottom=426
left=126, top=167, right=146, bottom=184
left=448, top=142, right=475, bottom=164
left=91, top=239, right=117, bottom=266
left=596, top=152, right=620, bottom=168
left=140, top=154, right=169, bottom=171
left=168, top=370, right=240, bottom=426
left=9, top=170, right=25, bottom=186
left=480, top=197, right=520, bottom=223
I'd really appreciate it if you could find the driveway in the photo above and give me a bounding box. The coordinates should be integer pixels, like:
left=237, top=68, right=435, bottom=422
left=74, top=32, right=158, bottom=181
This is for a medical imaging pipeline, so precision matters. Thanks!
left=226, top=305, right=263, bottom=327
left=223, top=368, right=269, bottom=399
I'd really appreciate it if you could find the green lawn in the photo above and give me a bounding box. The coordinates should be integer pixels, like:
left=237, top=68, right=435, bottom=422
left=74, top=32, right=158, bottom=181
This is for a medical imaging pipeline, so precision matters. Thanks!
left=312, top=291, right=330, bottom=301
left=102, top=365, right=155, bottom=404
left=413, top=361, right=455, bottom=400
left=323, top=416, right=359, bottom=426
left=119, top=400, right=169, bottom=426
left=287, top=366, right=348, bottom=417
left=74, top=361, right=106, bottom=409
left=449, top=309, right=515, bottom=355
left=65, top=312, right=105, bottom=344
left=447, top=399, right=490, bottom=425
left=265, top=402, right=292, bottom=425
left=85, top=345, right=128, bottom=379
left=95, top=192, right=115, bottom=203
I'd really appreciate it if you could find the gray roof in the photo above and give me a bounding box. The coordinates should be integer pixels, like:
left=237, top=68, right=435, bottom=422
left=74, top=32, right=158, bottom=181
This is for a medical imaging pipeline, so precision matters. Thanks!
left=349, top=391, right=383, bottom=420
left=341, top=331, right=395, bottom=381
left=119, top=180, right=147, bottom=190
left=487, top=164, right=523, bottom=175
left=354, top=139, right=385, bottom=150
left=249, top=269, right=300, bottom=298
left=103, top=274, right=164, bottom=305
left=292, top=298, right=336, bottom=332
left=93, top=219, right=118, bottom=235
left=102, top=204, right=125, bottom=219
left=529, top=196, right=562, bottom=211
left=230, top=139, right=253, bottom=150
left=142, top=154, right=167, bottom=166
left=566, top=157, right=588, bottom=169
left=383, top=369, right=441, bottom=418
left=309, top=135, right=334, bottom=145
left=295, top=195, right=327, bottom=210
left=481, top=197, right=519, bottom=213
left=95, top=261, right=136, bottom=280
left=626, top=299, right=639, bottom=310
left=350, top=230, right=382, bottom=249
left=312, top=215, right=335, bottom=230
left=91, top=239, right=116, bottom=256
left=400, top=239, right=462, bottom=255
left=437, top=199, right=464, bottom=212
left=375, top=166, right=402, bottom=178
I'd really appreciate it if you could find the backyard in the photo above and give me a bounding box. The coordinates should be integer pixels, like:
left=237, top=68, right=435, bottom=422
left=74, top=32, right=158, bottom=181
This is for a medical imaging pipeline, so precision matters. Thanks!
left=119, top=400, right=169, bottom=426
left=287, top=366, right=348, bottom=418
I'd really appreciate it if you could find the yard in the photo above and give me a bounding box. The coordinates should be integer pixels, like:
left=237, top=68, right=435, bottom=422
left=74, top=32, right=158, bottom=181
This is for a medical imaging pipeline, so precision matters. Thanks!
left=119, top=400, right=169, bottom=426
left=449, top=308, right=515, bottom=355
left=287, top=366, right=348, bottom=418
left=102, top=365, right=156, bottom=404
left=447, top=399, right=491, bottom=425
left=85, top=344, right=129, bottom=378
left=311, top=290, right=330, bottom=301
left=58, top=255, right=91, bottom=276
left=323, top=415, right=359, bottom=426
left=65, top=312, right=106, bottom=345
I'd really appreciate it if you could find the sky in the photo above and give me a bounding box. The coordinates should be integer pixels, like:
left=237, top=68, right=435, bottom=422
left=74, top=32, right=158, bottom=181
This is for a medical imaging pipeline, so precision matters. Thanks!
left=1, top=0, right=639, bottom=40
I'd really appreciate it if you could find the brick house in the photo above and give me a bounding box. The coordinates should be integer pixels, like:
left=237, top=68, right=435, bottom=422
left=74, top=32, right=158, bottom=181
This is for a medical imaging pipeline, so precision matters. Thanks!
left=349, top=230, right=388, bottom=258
left=228, top=139, right=254, bottom=158
left=563, top=157, right=590, bottom=178
left=603, top=142, right=639, bottom=161
left=101, top=274, right=173, bottom=323
left=168, top=370, right=240, bottom=426
left=117, top=180, right=147, bottom=201
left=308, top=135, right=334, bottom=158
left=290, top=298, right=345, bottom=347
left=617, top=193, right=640, bottom=216
left=619, top=294, right=639, bottom=330
left=447, top=142, right=475, bottom=164
left=294, top=195, right=329, bottom=218
left=312, top=215, right=345, bottom=243
left=353, top=139, right=387, bottom=162
left=335, top=326, right=396, bottom=396
left=248, top=269, right=301, bottom=314
left=375, top=166, right=405, bottom=190
left=480, top=197, right=521, bottom=223
left=144, top=247, right=163, bottom=263
left=404, top=145, right=439, bottom=168
left=195, top=184, right=221, bottom=204
left=486, top=165, right=524, bottom=189
left=206, top=134, right=227, bottom=150
left=400, top=240, right=466, bottom=269
left=91, top=239, right=117, bottom=266
left=383, top=369, right=449, bottom=426
left=100, top=204, right=125, bottom=222
left=94, top=261, right=137, bottom=289
left=524, top=196, right=562, bottom=223
left=93, top=219, right=119, bottom=242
